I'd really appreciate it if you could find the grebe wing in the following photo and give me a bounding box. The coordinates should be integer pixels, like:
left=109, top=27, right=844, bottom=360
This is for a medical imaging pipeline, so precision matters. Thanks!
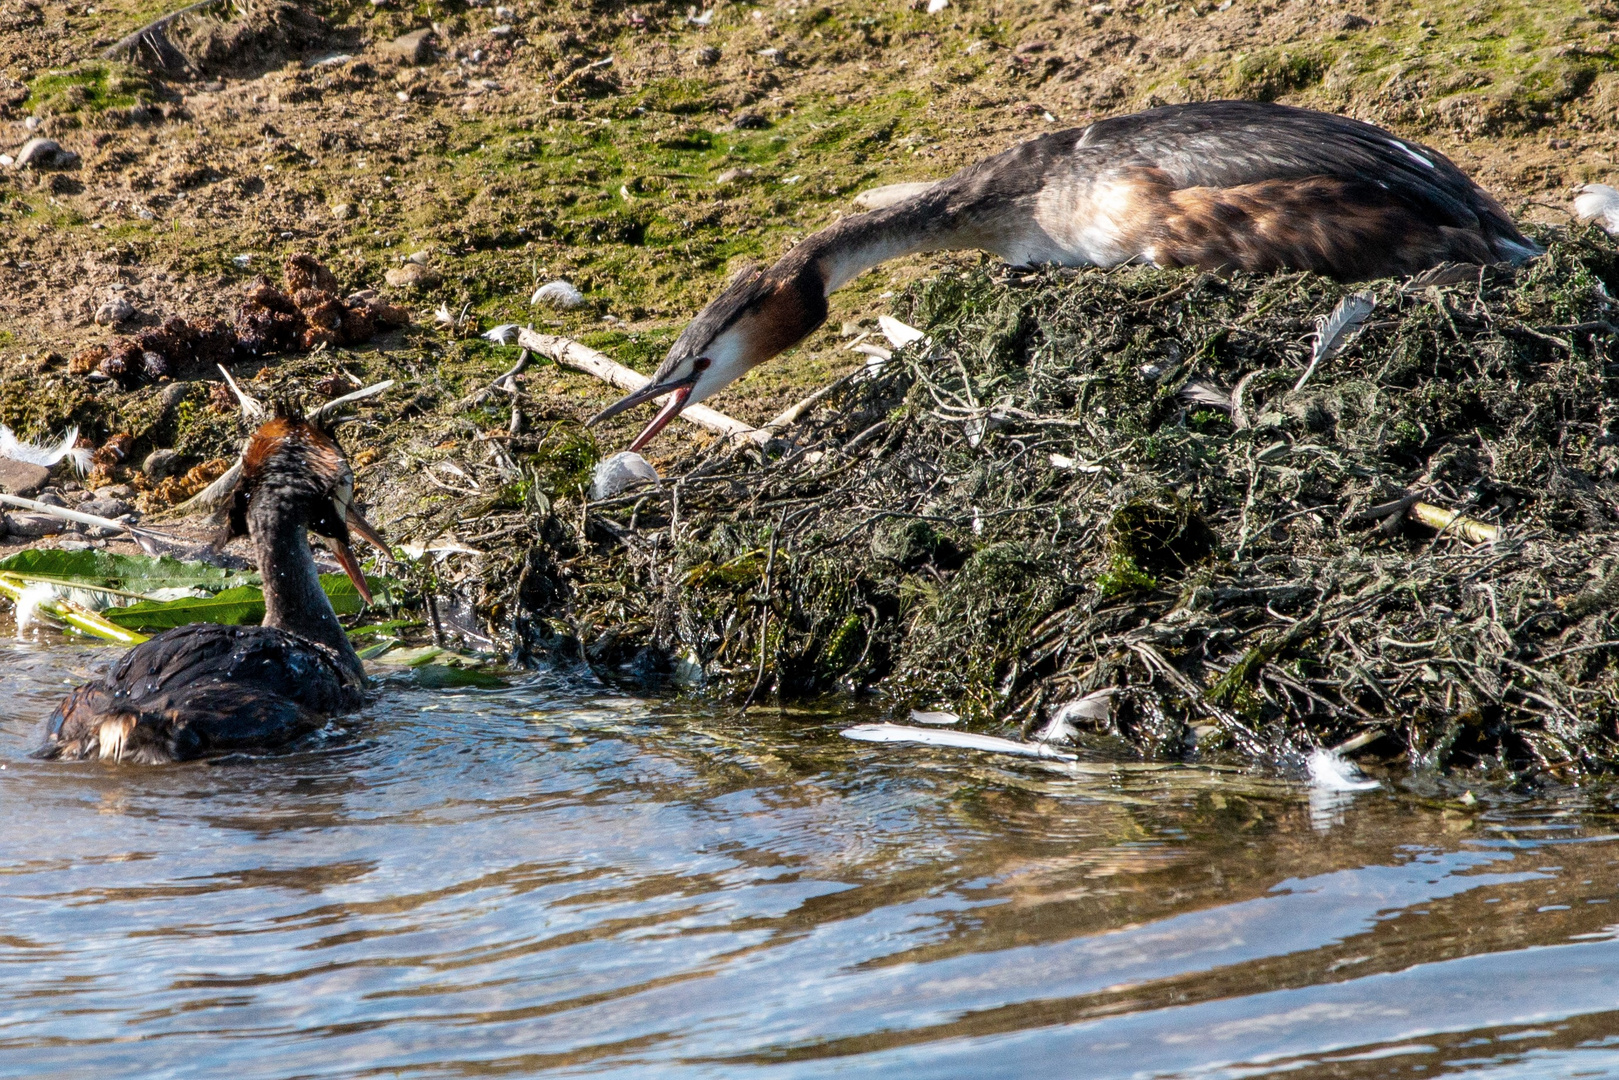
left=41, top=623, right=360, bottom=761
left=1079, top=101, right=1506, bottom=232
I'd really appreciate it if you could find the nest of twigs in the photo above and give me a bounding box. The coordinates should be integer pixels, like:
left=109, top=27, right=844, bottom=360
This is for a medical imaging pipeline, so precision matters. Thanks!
left=496, top=227, right=1619, bottom=779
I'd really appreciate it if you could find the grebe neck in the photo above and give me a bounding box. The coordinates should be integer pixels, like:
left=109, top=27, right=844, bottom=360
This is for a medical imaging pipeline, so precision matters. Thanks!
left=250, top=500, right=361, bottom=672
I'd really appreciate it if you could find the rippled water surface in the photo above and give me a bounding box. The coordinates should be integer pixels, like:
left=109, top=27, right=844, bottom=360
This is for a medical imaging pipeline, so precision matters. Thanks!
left=6, top=629, right=1619, bottom=1079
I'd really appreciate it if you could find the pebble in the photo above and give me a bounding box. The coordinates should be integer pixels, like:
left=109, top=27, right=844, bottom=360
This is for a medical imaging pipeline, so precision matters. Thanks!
left=0, top=155, right=11, bottom=167
left=489, top=24, right=513, bottom=36
left=160, top=381, right=191, bottom=412
left=691, top=45, right=720, bottom=67
left=590, top=452, right=659, bottom=500
left=530, top=279, right=585, bottom=308
left=715, top=166, right=756, bottom=185
left=93, top=296, right=135, bottom=325
left=0, top=458, right=50, bottom=496
left=382, top=28, right=435, bottom=65
left=384, top=262, right=442, bottom=289
left=79, top=495, right=130, bottom=520
left=494, top=5, right=514, bottom=16
left=14, top=137, right=79, bottom=170
left=331, top=202, right=354, bottom=220
left=406, top=249, right=431, bottom=264
left=23, top=116, right=40, bottom=131
left=142, top=448, right=181, bottom=479
left=8, top=513, right=70, bottom=538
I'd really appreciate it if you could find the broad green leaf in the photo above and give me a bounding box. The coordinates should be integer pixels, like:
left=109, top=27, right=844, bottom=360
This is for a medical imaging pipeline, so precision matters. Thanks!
left=101, top=576, right=395, bottom=630
left=0, top=549, right=258, bottom=593
left=412, top=663, right=508, bottom=689
left=102, top=586, right=266, bottom=630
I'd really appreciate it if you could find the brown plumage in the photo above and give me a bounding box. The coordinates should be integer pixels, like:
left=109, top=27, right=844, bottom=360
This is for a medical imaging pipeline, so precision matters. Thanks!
left=35, top=410, right=388, bottom=764
left=592, top=100, right=1538, bottom=450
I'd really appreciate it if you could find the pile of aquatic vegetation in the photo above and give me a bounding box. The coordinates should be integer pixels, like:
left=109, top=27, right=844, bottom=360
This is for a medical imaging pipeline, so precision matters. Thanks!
left=513, top=226, right=1619, bottom=779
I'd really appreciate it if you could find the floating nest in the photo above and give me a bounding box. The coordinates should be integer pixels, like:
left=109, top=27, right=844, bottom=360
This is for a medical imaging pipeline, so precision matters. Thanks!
left=497, top=227, right=1619, bottom=779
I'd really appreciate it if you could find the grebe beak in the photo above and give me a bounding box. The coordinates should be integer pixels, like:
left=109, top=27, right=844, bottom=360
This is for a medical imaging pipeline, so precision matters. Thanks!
left=587, top=366, right=703, bottom=450
left=329, top=502, right=390, bottom=606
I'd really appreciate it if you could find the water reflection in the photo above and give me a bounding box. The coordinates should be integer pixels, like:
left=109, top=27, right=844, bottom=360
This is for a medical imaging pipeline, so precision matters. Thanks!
left=2, top=626, right=1618, bottom=1079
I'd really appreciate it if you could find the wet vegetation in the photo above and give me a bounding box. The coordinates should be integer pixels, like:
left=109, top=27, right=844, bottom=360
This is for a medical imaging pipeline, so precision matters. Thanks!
left=520, top=231, right=1619, bottom=779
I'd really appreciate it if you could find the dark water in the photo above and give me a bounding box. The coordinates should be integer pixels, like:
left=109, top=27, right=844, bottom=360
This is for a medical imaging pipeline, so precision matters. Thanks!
left=5, top=627, right=1619, bottom=1080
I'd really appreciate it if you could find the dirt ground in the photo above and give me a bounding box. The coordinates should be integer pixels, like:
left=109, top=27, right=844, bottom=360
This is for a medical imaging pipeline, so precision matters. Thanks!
left=3, top=0, right=1618, bottom=442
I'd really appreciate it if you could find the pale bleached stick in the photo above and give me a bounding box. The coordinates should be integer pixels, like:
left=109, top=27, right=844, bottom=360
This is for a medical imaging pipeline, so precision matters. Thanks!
left=515, top=329, right=769, bottom=444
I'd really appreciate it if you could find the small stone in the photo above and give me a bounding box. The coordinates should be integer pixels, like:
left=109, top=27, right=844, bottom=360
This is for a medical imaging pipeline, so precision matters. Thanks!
left=732, top=111, right=769, bottom=130
left=0, top=458, right=51, bottom=496
left=79, top=495, right=129, bottom=519
left=691, top=45, right=720, bottom=67
left=6, top=512, right=69, bottom=538
left=1335, top=12, right=1370, bottom=29
left=489, top=24, right=513, bottom=36
left=331, top=202, right=354, bottom=220
left=14, top=137, right=79, bottom=170
left=93, top=296, right=136, bottom=325
left=0, top=155, right=12, bottom=167
left=384, top=262, right=442, bottom=289
left=160, top=381, right=191, bottom=412
left=381, top=28, right=435, bottom=65
left=35, top=490, right=67, bottom=508
left=143, top=448, right=182, bottom=479
left=715, top=166, right=756, bottom=185
left=530, top=279, right=585, bottom=308
left=23, top=116, right=41, bottom=131
left=494, top=4, right=514, bottom=15
left=406, top=249, right=431, bottom=264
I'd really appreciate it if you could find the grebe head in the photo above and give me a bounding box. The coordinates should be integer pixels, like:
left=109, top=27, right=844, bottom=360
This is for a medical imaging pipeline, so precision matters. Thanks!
left=588, top=263, right=827, bottom=450
left=230, top=407, right=389, bottom=602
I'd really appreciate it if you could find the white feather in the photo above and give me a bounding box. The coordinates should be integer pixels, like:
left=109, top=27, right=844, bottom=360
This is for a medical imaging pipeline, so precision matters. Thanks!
left=842, top=723, right=1078, bottom=761
left=0, top=425, right=90, bottom=474
left=1575, top=183, right=1619, bottom=235
left=1033, top=689, right=1114, bottom=744
left=531, top=280, right=585, bottom=308
left=1295, top=291, right=1375, bottom=392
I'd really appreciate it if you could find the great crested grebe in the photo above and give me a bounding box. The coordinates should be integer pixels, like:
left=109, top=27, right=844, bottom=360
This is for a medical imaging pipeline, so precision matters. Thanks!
left=593, top=100, right=1538, bottom=449
left=36, top=410, right=389, bottom=764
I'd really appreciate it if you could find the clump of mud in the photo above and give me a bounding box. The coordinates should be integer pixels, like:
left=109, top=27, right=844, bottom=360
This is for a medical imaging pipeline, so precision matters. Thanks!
left=504, top=227, right=1619, bottom=779
left=79, top=254, right=408, bottom=386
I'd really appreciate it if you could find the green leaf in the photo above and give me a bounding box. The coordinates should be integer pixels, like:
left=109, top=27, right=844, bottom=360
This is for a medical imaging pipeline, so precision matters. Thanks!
left=98, top=575, right=395, bottom=631
left=0, top=549, right=258, bottom=593
left=102, top=586, right=266, bottom=630
left=412, top=663, right=508, bottom=689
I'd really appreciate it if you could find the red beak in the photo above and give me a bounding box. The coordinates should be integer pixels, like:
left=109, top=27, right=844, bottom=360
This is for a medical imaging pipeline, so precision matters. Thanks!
left=329, top=506, right=390, bottom=606
left=627, top=385, right=694, bottom=452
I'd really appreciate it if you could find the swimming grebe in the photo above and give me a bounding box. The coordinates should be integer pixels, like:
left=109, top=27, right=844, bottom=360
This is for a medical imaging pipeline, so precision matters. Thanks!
left=592, top=100, right=1538, bottom=449
left=36, top=411, right=389, bottom=763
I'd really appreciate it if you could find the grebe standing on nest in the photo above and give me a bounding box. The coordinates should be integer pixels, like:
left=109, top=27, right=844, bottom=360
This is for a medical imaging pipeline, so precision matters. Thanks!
left=36, top=410, right=389, bottom=764
left=593, top=100, right=1539, bottom=449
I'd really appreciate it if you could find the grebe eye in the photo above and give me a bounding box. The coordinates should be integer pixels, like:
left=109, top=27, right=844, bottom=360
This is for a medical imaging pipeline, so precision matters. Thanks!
left=693, top=357, right=711, bottom=371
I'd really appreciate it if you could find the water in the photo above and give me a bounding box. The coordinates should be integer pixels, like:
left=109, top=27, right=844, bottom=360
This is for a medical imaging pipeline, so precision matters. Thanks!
left=5, top=627, right=1619, bottom=1079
